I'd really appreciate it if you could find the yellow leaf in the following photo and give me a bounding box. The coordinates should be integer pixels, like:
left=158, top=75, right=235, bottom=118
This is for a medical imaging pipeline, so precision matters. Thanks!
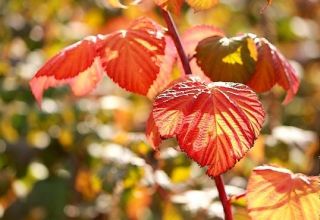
left=247, top=165, right=320, bottom=220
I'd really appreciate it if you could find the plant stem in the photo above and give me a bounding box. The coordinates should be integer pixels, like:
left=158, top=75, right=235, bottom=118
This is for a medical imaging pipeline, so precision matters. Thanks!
left=160, top=8, right=192, bottom=75
left=214, top=175, right=233, bottom=220
left=160, top=8, right=233, bottom=220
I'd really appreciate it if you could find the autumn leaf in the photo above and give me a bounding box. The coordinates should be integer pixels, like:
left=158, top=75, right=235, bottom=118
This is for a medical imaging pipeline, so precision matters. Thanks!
left=101, top=17, right=167, bottom=95
left=29, top=35, right=106, bottom=105
left=247, top=165, right=320, bottom=220
left=30, top=17, right=168, bottom=105
left=195, top=33, right=300, bottom=104
left=247, top=38, right=300, bottom=104
left=148, top=76, right=265, bottom=176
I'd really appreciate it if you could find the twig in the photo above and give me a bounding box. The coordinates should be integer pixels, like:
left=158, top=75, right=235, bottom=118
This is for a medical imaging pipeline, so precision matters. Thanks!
left=214, top=175, right=233, bottom=220
left=160, top=7, right=233, bottom=220
left=160, top=8, right=192, bottom=75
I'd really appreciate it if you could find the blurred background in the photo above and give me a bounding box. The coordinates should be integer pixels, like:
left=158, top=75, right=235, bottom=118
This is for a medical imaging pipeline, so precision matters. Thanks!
left=0, top=0, right=319, bottom=219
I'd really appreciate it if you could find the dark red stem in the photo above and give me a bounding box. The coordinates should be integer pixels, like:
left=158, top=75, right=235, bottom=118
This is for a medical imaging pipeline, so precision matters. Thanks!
left=214, top=175, right=233, bottom=220
left=160, top=8, right=192, bottom=75
left=160, top=8, right=233, bottom=220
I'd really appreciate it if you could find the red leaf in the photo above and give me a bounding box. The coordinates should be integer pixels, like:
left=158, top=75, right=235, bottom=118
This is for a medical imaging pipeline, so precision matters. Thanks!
left=30, top=17, right=168, bottom=105
left=102, top=17, right=167, bottom=95
left=29, top=36, right=106, bottom=105
left=149, top=77, right=265, bottom=176
left=247, top=38, right=300, bottom=104
left=247, top=165, right=320, bottom=220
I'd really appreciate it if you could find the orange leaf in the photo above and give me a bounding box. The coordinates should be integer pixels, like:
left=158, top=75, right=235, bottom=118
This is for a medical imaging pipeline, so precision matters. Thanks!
left=102, top=17, right=167, bottom=95
left=247, top=38, right=299, bottom=104
left=149, top=76, right=265, bottom=176
left=29, top=36, right=106, bottom=105
left=247, top=165, right=320, bottom=220
left=30, top=17, right=168, bottom=105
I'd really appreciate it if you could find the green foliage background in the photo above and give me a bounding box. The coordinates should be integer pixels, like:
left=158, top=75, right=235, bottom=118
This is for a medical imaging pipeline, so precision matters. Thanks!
left=0, top=0, right=319, bottom=219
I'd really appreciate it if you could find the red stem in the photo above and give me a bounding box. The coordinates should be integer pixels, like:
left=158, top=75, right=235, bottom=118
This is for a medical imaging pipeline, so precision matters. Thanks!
left=160, top=8, right=233, bottom=220
left=160, top=8, right=192, bottom=75
left=214, top=175, right=233, bottom=220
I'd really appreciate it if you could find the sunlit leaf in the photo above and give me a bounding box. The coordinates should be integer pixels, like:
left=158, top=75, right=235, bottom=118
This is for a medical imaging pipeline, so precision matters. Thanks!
left=196, top=34, right=258, bottom=84
left=29, top=36, right=106, bottom=106
left=149, top=76, right=265, bottom=176
left=186, top=0, right=219, bottom=11
left=30, top=17, right=168, bottom=104
left=102, top=17, right=167, bottom=95
left=196, top=34, right=300, bottom=104
left=247, top=38, right=300, bottom=104
left=247, top=165, right=320, bottom=220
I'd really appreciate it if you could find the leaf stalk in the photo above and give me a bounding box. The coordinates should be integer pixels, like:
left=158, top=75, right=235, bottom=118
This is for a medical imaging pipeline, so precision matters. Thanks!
left=160, top=8, right=192, bottom=75
left=214, top=175, right=233, bottom=220
left=160, top=8, right=233, bottom=220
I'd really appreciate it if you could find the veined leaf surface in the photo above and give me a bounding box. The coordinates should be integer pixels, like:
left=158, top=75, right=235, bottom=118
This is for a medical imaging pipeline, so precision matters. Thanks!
left=102, top=17, right=167, bottom=95
left=247, top=165, right=320, bottom=220
left=30, top=17, right=168, bottom=105
left=247, top=38, right=299, bottom=104
left=149, top=77, right=265, bottom=176
left=29, top=36, right=106, bottom=105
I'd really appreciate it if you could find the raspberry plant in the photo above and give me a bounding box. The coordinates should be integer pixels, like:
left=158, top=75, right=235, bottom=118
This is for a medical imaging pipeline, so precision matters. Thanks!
left=29, top=1, right=319, bottom=219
